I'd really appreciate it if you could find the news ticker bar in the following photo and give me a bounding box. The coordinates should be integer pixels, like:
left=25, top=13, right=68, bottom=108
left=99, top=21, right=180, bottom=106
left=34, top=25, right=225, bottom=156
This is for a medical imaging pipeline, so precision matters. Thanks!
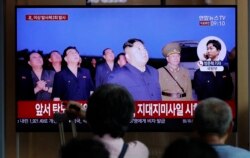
left=17, top=101, right=236, bottom=119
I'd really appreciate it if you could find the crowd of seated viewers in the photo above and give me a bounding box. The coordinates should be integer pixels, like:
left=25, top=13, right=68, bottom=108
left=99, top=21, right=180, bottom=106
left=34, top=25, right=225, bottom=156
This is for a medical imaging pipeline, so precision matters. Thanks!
left=58, top=84, right=250, bottom=158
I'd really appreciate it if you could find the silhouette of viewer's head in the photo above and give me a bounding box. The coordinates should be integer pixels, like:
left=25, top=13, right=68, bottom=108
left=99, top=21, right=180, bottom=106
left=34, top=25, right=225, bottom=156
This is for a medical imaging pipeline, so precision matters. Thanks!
left=86, top=84, right=135, bottom=138
left=162, top=138, right=218, bottom=158
left=60, top=138, right=109, bottom=158
left=193, top=97, right=233, bottom=137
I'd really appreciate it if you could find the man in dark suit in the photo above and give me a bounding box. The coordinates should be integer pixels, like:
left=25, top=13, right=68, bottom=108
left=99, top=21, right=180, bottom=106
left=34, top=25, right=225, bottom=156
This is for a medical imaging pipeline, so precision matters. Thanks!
left=193, top=66, right=233, bottom=100
left=95, top=48, right=118, bottom=88
left=194, top=39, right=233, bottom=100
left=52, top=46, right=94, bottom=101
left=106, top=38, right=161, bottom=101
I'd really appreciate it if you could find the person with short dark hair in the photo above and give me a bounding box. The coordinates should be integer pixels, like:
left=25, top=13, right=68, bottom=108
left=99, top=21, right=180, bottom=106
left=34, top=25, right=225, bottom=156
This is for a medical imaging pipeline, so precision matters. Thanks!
left=193, top=97, right=250, bottom=158
left=59, top=138, right=109, bottom=158
left=106, top=38, right=161, bottom=101
left=48, top=50, right=62, bottom=72
left=17, top=50, right=36, bottom=100
left=28, top=51, right=55, bottom=100
left=162, top=137, right=218, bottom=158
left=95, top=48, right=119, bottom=88
left=193, top=39, right=233, bottom=100
left=86, top=84, right=149, bottom=158
left=203, top=40, right=221, bottom=61
left=52, top=46, right=94, bottom=101
left=115, top=52, right=127, bottom=67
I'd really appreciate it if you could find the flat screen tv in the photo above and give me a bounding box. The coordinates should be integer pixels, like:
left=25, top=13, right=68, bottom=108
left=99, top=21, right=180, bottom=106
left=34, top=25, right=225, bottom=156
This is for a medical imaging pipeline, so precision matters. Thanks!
left=16, top=6, right=237, bottom=132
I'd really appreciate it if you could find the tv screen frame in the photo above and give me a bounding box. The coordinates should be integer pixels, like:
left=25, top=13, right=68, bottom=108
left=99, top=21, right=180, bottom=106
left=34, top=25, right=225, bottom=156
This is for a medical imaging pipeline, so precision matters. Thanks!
left=15, top=5, right=237, bottom=132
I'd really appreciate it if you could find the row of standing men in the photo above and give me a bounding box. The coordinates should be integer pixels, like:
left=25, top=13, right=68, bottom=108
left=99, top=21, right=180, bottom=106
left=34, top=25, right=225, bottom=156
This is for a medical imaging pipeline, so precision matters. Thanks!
left=17, top=38, right=234, bottom=101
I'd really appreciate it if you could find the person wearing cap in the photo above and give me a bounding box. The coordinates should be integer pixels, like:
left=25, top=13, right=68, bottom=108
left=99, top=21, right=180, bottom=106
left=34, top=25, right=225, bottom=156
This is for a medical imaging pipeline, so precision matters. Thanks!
left=106, top=38, right=161, bottom=101
left=158, top=42, right=193, bottom=100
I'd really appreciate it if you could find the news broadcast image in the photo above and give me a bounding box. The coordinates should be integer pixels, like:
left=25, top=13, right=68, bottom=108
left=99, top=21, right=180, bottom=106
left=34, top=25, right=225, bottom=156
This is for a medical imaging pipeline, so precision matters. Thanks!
left=16, top=6, right=236, bottom=132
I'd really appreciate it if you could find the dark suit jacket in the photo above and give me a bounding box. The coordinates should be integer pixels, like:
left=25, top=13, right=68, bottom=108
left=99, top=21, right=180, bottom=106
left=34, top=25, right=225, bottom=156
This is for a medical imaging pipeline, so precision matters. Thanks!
left=52, top=67, right=94, bottom=100
left=17, top=67, right=36, bottom=100
left=95, top=62, right=118, bottom=88
left=193, top=66, right=233, bottom=100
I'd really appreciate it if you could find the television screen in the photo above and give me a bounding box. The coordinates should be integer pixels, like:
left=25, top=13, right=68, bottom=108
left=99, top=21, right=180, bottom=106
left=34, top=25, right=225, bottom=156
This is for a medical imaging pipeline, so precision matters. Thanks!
left=16, top=6, right=237, bottom=132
